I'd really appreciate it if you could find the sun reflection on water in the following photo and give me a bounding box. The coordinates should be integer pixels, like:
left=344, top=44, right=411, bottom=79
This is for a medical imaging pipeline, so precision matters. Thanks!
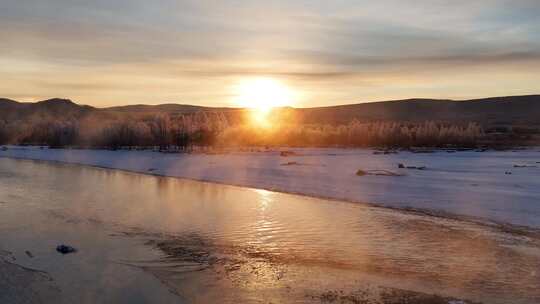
left=254, top=189, right=273, bottom=210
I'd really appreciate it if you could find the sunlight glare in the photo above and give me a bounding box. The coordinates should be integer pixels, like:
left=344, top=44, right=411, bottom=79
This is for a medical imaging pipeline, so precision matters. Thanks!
left=233, top=78, right=295, bottom=113
left=233, top=78, right=296, bottom=128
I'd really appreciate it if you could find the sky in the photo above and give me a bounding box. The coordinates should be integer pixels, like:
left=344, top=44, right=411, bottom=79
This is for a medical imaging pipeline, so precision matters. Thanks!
left=1, top=0, right=540, bottom=108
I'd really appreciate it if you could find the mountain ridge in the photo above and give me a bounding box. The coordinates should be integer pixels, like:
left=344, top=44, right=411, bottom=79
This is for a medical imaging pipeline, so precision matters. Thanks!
left=1, top=94, right=539, bottom=126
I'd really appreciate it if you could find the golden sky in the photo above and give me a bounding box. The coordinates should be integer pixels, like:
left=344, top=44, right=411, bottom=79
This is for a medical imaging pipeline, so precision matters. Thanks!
left=1, top=0, right=540, bottom=108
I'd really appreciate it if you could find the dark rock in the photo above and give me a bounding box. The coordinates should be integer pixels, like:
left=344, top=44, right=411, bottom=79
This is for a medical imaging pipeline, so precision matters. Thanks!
left=280, top=151, right=297, bottom=157
left=406, top=166, right=427, bottom=170
left=398, top=163, right=405, bottom=168
left=514, top=164, right=537, bottom=168
left=356, top=169, right=367, bottom=176
left=56, top=244, right=77, bottom=254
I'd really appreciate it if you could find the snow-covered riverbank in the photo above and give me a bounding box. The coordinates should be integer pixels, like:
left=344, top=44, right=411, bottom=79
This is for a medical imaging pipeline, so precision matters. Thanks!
left=2, top=146, right=540, bottom=228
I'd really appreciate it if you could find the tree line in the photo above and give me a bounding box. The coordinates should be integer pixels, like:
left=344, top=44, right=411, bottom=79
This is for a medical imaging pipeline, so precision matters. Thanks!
left=0, top=112, right=229, bottom=150
left=0, top=111, right=488, bottom=149
left=219, top=120, right=484, bottom=148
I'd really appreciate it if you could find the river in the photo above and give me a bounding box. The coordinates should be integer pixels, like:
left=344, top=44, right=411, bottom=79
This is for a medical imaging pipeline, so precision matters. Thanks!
left=1, top=158, right=539, bottom=303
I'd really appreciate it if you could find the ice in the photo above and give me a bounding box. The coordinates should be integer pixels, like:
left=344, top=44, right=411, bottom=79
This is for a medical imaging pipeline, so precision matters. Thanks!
left=1, top=146, right=539, bottom=228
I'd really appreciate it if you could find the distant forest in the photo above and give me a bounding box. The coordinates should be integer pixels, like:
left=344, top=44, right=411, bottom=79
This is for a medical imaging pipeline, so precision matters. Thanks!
left=0, top=114, right=486, bottom=149
left=1, top=96, right=539, bottom=149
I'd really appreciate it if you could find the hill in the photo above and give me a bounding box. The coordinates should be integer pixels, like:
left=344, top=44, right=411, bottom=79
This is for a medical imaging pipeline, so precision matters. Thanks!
left=105, top=103, right=237, bottom=114
left=0, top=98, right=93, bottom=121
left=1, top=95, right=539, bottom=127
left=293, top=95, right=540, bottom=126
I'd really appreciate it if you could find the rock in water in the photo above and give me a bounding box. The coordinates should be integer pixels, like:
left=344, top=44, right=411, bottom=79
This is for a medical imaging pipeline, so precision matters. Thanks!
left=356, top=169, right=367, bottom=176
left=56, top=245, right=77, bottom=254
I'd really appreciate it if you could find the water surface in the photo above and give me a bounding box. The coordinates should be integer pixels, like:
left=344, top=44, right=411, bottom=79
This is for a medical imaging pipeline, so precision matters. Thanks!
left=1, top=158, right=539, bottom=303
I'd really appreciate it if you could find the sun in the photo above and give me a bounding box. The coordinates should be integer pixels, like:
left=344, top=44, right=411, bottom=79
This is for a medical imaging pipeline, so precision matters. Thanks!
left=233, top=78, right=295, bottom=113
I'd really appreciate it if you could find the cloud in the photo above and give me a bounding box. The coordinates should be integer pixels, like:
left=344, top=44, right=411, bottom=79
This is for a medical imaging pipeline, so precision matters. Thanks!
left=1, top=0, right=539, bottom=106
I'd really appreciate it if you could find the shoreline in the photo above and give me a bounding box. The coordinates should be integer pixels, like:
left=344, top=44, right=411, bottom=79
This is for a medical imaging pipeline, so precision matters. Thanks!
left=2, top=154, right=540, bottom=303
left=1, top=146, right=540, bottom=229
left=2, top=152, right=540, bottom=238
left=4, top=154, right=540, bottom=237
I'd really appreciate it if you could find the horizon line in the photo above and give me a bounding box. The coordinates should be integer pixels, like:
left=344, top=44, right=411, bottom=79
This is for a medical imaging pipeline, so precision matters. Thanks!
left=2, top=93, right=540, bottom=110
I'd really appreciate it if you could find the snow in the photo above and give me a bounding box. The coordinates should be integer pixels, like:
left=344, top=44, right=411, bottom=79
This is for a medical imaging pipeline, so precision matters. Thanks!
left=1, top=146, right=540, bottom=228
